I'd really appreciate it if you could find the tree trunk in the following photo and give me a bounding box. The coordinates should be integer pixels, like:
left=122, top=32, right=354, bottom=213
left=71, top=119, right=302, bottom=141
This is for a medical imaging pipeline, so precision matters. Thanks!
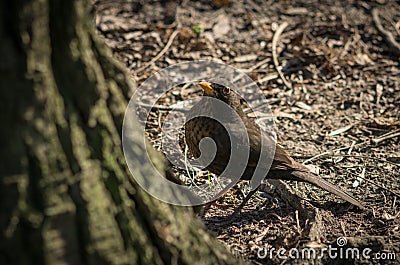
left=0, top=0, right=242, bottom=264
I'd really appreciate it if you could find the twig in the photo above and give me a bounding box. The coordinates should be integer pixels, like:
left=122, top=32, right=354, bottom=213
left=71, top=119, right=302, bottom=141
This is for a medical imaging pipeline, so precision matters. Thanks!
left=372, top=130, right=400, bottom=144
left=136, top=29, right=180, bottom=72
left=342, top=169, right=400, bottom=198
left=331, top=154, right=399, bottom=167
left=294, top=153, right=400, bottom=167
left=139, top=97, right=277, bottom=114
left=295, top=210, right=302, bottom=234
left=243, top=100, right=272, bottom=113
left=184, top=145, right=200, bottom=189
left=240, top=57, right=271, bottom=73
left=302, top=140, right=370, bottom=164
left=272, top=22, right=292, bottom=89
left=258, top=73, right=279, bottom=84
left=138, top=103, right=189, bottom=112
left=347, top=141, right=356, bottom=155
left=372, top=8, right=400, bottom=56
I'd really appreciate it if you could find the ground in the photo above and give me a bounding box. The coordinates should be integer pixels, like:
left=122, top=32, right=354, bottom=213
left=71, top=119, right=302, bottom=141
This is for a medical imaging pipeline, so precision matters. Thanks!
left=95, top=0, right=399, bottom=264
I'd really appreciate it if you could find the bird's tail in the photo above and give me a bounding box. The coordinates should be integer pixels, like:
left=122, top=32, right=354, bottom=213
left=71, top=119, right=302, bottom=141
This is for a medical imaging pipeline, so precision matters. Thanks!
left=288, top=170, right=366, bottom=210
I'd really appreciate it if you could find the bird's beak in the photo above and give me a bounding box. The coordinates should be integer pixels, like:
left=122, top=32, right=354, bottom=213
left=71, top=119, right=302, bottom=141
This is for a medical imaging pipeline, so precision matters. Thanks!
left=198, top=81, right=215, bottom=95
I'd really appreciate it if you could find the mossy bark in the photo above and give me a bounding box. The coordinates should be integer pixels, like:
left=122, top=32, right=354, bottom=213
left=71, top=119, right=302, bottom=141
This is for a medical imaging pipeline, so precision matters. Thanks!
left=0, top=0, right=243, bottom=264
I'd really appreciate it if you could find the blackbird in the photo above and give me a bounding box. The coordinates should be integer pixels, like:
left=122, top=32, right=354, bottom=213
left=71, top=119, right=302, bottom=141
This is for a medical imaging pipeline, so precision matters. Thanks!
left=184, top=81, right=365, bottom=217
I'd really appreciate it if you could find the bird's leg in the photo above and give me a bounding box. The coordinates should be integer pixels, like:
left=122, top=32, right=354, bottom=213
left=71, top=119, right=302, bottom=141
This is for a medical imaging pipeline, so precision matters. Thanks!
left=220, top=184, right=261, bottom=224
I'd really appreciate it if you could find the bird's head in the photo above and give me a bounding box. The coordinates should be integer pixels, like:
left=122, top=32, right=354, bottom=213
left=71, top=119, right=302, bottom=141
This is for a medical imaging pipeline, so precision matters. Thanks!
left=198, top=81, right=241, bottom=107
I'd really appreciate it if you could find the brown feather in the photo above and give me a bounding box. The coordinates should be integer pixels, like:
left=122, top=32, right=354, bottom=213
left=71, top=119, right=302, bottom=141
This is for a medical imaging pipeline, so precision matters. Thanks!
left=185, top=82, right=365, bottom=209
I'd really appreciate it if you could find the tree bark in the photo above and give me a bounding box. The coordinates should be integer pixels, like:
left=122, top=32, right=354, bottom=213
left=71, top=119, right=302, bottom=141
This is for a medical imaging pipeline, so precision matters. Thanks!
left=0, top=0, right=243, bottom=264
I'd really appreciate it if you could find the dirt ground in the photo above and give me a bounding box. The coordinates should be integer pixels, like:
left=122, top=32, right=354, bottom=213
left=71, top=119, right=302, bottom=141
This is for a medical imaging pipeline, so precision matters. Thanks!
left=95, top=0, right=399, bottom=264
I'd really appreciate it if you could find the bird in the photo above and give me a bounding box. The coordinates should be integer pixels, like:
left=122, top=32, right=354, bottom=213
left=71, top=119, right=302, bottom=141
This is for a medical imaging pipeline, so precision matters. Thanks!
left=184, top=81, right=365, bottom=219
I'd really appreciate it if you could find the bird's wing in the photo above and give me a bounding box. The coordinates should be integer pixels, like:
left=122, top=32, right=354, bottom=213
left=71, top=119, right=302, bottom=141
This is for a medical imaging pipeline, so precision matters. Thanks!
left=224, top=121, right=281, bottom=170
left=243, top=123, right=305, bottom=172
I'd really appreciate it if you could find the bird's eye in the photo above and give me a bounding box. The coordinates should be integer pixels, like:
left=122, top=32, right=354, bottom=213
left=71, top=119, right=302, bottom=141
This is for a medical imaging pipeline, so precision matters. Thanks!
left=222, top=87, right=230, bottom=95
